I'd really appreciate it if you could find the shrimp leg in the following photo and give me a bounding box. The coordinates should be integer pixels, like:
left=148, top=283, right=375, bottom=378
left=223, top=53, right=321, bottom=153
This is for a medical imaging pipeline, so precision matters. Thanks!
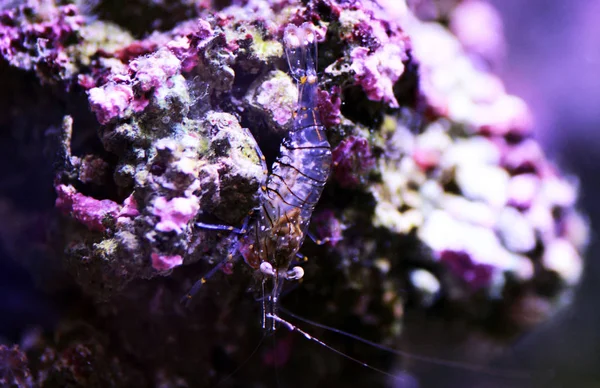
left=181, top=239, right=241, bottom=306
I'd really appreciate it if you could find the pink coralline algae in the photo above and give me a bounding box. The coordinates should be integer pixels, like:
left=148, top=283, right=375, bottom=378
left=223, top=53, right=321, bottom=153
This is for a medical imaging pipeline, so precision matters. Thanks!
left=327, top=2, right=410, bottom=109
left=332, top=135, right=376, bottom=188
left=88, top=48, right=185, bottom=124
left=439, top=250, right=494, bottom=292
left=318, top=86, right=342, bottom=128
left=55, top=184, right=121, bottom=232
left=252, top=71, right=297, bottom=126
left=151, top=252, right=184, bottom=271
left=350, top=44, right=406, bottom=108
left=130, top=48, right=181, bottom=92
left=167, top=20, right=213, bottom=72
left=0, top=3, right=83, bottom=83
left=151, top=196, right=200, bottom=234
left=88, top=83, right=135, bottom=125
left=118, top=194, right=140, bottom=219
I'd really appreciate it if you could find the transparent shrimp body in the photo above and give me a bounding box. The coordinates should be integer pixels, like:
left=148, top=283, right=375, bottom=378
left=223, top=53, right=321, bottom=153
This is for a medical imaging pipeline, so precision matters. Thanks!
left=240, top=23, right=332, bottom=330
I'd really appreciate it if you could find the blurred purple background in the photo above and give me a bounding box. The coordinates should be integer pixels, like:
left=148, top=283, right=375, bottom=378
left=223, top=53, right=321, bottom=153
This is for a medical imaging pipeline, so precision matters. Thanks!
left=491, top=0, right=600, bottom=157
left=488, top=0, right=600, bottom=386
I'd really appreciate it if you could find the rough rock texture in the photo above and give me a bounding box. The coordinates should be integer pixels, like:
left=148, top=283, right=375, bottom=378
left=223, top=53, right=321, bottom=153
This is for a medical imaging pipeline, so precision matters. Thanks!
left=0, top=0, right=588, bottom=387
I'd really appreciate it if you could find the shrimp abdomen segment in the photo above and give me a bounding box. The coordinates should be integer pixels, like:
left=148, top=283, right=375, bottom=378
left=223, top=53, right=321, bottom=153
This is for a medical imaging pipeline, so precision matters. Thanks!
left=266, top=22, right=331, bottom=225
left=271, top=131, right=330, bottom=183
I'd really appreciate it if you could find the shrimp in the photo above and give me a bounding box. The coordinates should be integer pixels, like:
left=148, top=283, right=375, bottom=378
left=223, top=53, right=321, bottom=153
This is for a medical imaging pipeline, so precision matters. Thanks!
left=182, top=22, right=330, bottom=320
left=239, top=22, right=332, bottom=330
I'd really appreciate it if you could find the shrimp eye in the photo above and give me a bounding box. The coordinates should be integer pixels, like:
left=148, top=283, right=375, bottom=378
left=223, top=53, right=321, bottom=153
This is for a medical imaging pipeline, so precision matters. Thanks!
left=260, top=262, right=275, bottom=276
left=286, top=266, right=304, bottom=280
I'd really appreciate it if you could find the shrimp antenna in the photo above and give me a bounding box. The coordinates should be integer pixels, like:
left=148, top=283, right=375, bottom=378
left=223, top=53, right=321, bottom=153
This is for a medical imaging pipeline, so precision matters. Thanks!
left=279, top=307, right=531, bottom=380
left=266, top=313, right=402, bottom=382
left=213, top=336, right=266, bottom=388
left=180, top=236, right=241, bottom=307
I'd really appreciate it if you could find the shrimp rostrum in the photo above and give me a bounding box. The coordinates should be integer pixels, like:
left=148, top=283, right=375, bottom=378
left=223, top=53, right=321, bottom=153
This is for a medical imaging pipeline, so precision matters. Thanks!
left=241, top=22, right=332, bottom=330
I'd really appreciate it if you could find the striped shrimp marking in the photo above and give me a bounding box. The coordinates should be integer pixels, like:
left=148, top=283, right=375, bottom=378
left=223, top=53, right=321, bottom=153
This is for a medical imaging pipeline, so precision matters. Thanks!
left=239, top=21, right=332, bottom=330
